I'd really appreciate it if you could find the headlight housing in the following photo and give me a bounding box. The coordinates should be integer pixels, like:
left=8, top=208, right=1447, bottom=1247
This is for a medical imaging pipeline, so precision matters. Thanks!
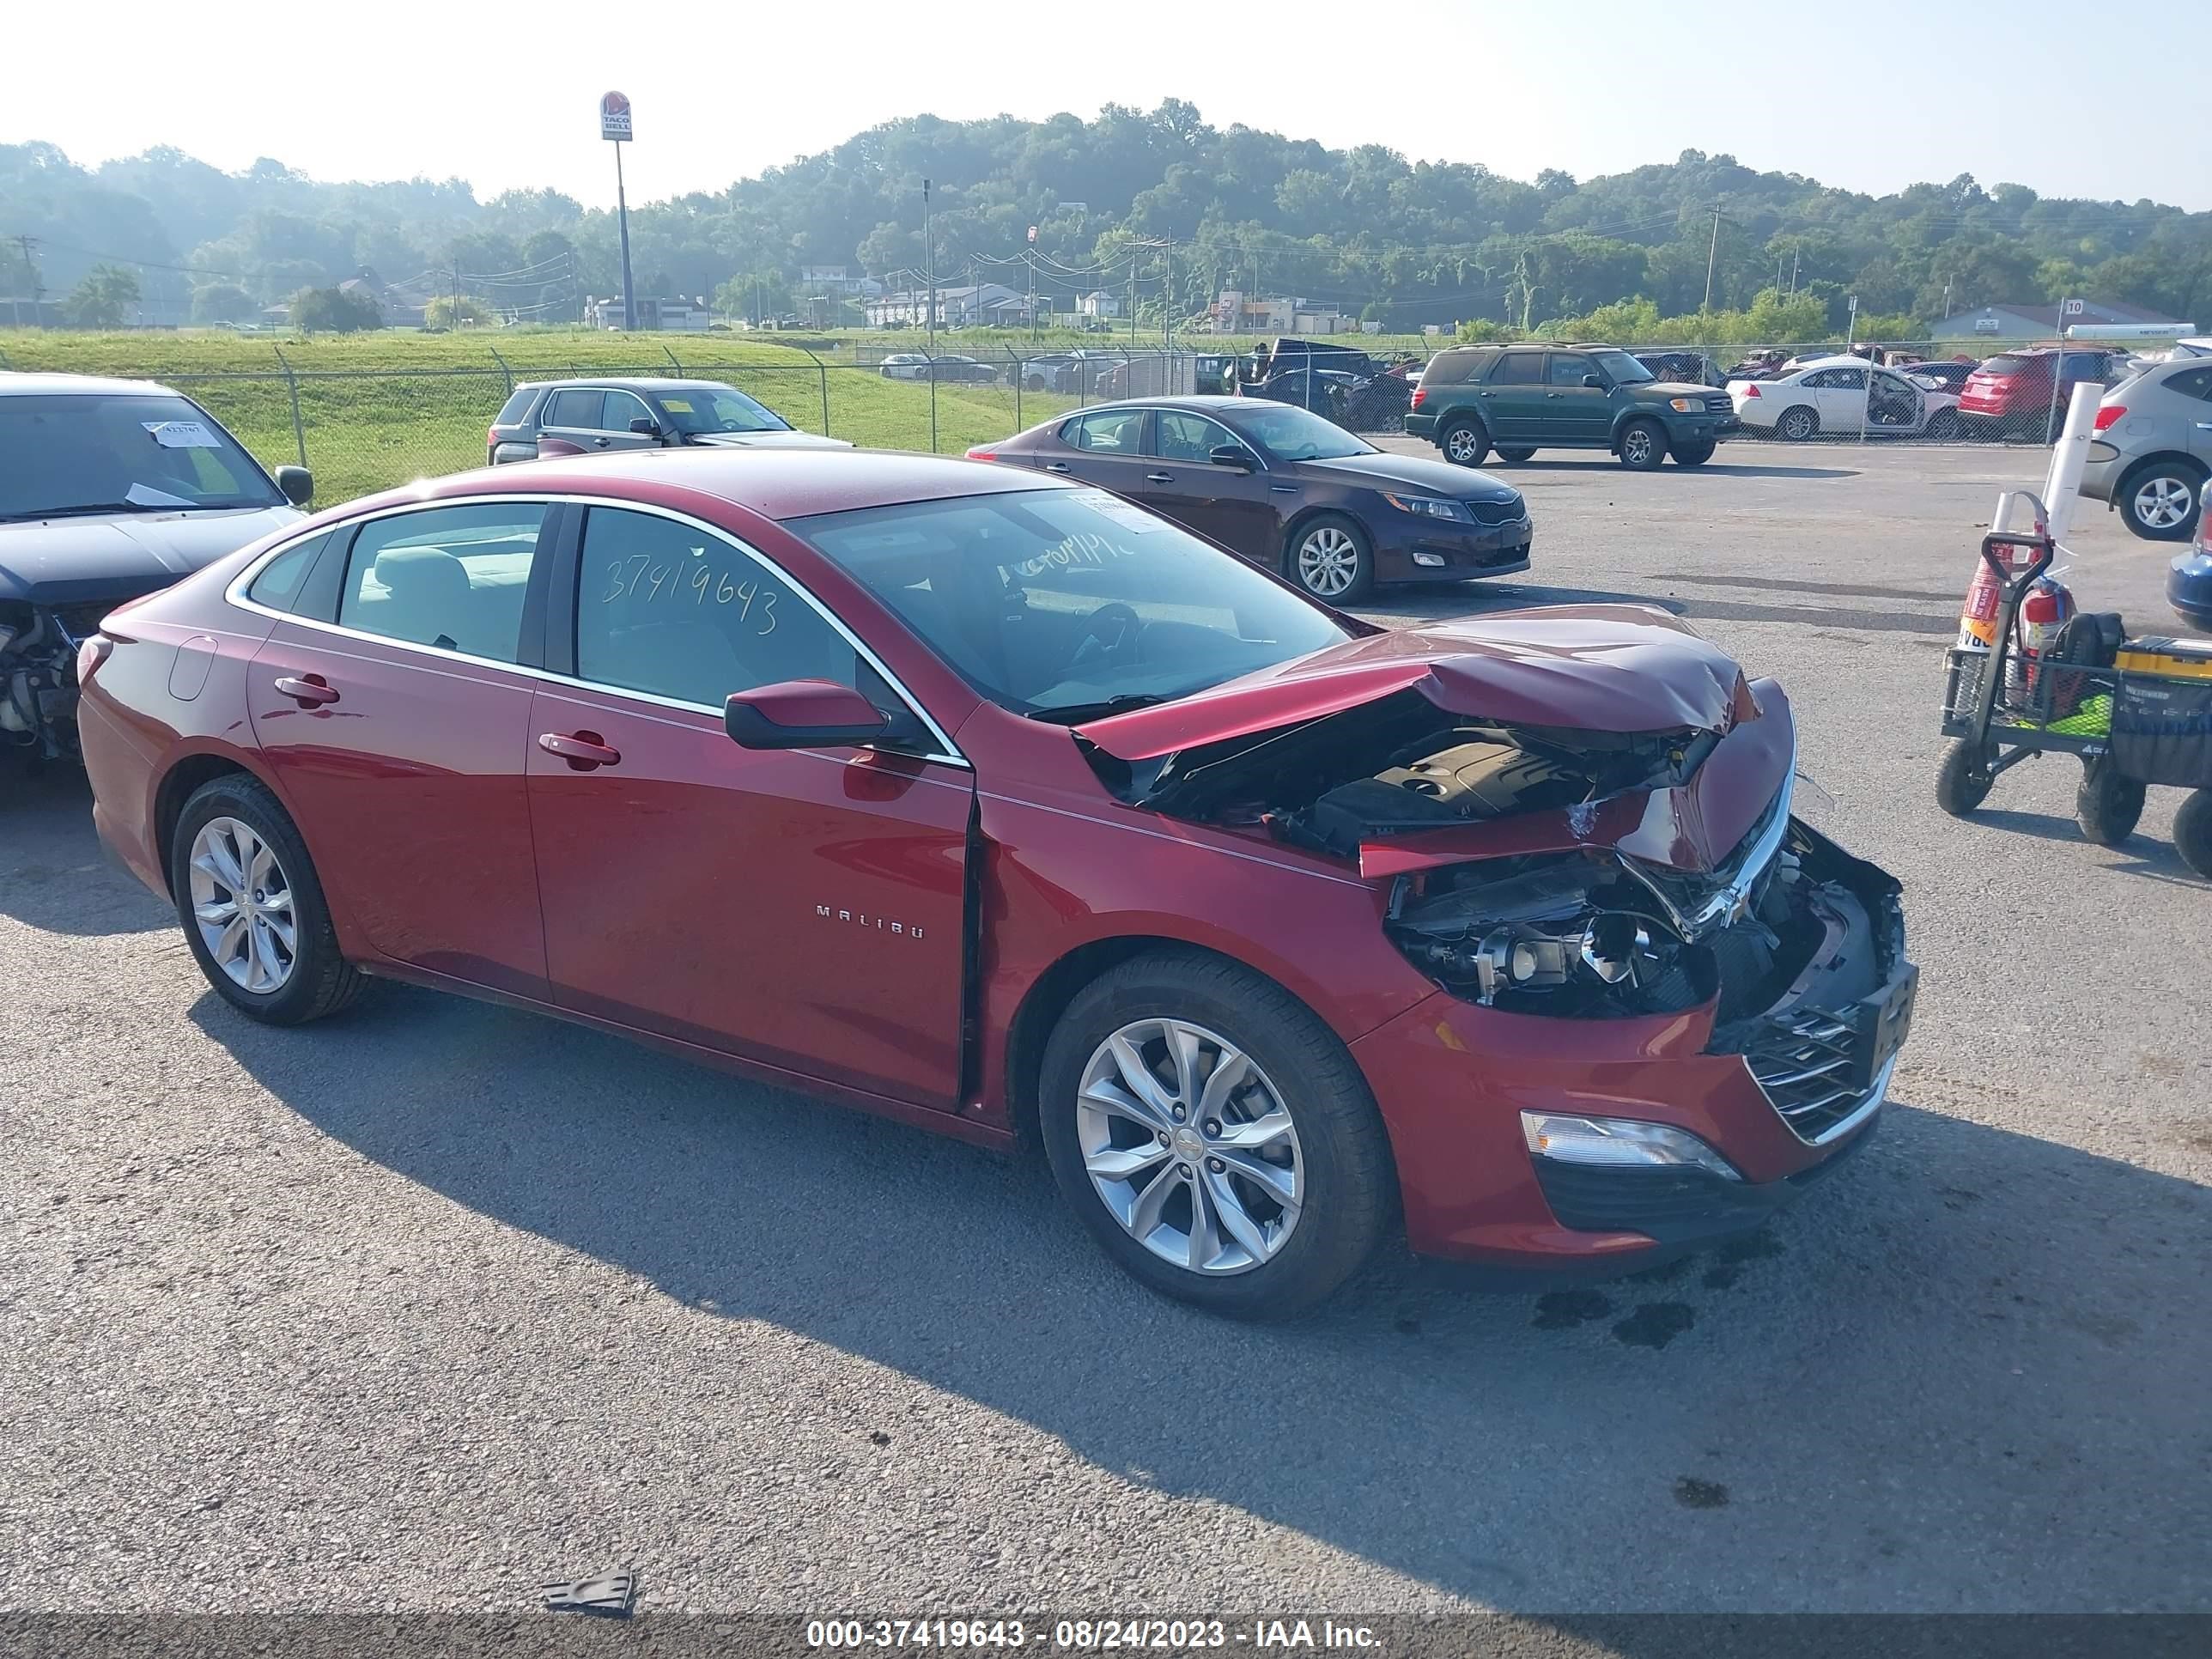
left=1668, top=396, right=1697, bottom=412
left=1522, top=1112, right=1742, bottom=1180
left=1381, top=491, right=1471, bottom=521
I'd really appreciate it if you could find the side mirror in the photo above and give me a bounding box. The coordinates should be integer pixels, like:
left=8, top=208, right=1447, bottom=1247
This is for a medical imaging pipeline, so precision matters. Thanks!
left=1209, top=443, right=1255, bottom=471
left=629, top=416, right=663, bottom=438
left=1582, top=374, right=1605, bottom=389
left=275, top=465, right=313, bottom=507
left=725, top=679, right=917, bottom=750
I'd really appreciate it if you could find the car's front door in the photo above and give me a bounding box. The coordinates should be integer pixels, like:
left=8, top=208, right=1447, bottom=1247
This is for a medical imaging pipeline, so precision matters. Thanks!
left=1046, top=408, right=1156, bottom=497
left=1479, top=351, right=1547, bottom=442
left=1811, top=367, right=1869, bottom=430
left=526, top=502, right=974, bottom=1109
left=1138, top=409, right=1280, bottom=556
left=1542, top=351, right=1614, bottom=443
left=1867, top=368, right=1923, bottom=431
left=246, top=500, right=558, bottom=1000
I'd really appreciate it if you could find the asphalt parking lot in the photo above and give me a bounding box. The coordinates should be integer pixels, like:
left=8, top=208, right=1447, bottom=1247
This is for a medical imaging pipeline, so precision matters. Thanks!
left=3, top=442, right=2206, bottom=1620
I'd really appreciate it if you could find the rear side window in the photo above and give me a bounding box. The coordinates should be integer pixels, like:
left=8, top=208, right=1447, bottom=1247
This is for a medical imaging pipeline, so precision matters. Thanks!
left=2166, top=367, right=2212, bottom=404
left=1978, top=356, right=2032, bottom=375
left=337, top=504, right=551, bottom=662
left=1489, top=352, right=1545, bottom=386
left=544, top=389, right=606, bottom=428
left=245, top=532, right=333, bottom=614
left=495, top=387, right=538, bottom=424
left=1419, top=349, right=1494, bottom=386
left=1065, top=410, right=1146, bottom=453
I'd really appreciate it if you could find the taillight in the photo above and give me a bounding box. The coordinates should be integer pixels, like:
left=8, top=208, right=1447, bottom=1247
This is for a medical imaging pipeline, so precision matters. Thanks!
left=2199, top=483, right=2212, bottom=553
left=76, top=635, right=113, bottom=684
left=1409, top=386, right=1427, bottom=409
left=487, top=425, right=499, bottom=447
left=1741, top=382, right=1760, bottom=398
left=2094, top=405, right=2125, bottom=431
left=965, top=447, right=998, bottom=462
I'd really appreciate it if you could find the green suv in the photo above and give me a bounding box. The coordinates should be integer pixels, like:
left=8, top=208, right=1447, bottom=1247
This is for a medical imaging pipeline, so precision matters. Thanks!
left=1405, top=343, right=1737, bottom=470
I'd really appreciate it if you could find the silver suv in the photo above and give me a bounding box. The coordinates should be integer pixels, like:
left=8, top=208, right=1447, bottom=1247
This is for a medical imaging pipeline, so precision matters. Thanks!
left=486, top=378, right=850, bottom=465
left=2080, top=360, right=2212, bottom=539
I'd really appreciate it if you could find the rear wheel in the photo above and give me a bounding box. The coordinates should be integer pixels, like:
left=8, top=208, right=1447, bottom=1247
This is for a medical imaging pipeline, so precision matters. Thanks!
left=2075, top=758, right=2146, bottom=847
left=169, top=773, right=363, bottom=1024
left=2116, top=458, right=2206, bottom=541
left=1778, top=404, right=1820, bottom=441
left=1441, top=418, right=1491, bottom=467
left=1618, top=418, right=1666, bottom=471
left=1288, top=513, right=1373, bottom=604
left=1925, top=409, right=1966, bottom=441
left=1673, top=439, right=1717, bottom=466
left=1495, top=446, right=1536, bottom=463
left=2174, top=789, right=2212, bottom=878
left=1038, top=950, right=1396, bottom=1319
left=1935, top=738, right=1994, bottom=817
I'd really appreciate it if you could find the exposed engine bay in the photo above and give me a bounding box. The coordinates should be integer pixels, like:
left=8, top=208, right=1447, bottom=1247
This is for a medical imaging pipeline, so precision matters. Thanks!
left=0, top=599, right=99, bottom=761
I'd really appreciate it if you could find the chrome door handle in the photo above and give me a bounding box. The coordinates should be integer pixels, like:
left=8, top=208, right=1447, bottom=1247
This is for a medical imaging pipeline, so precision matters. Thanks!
left=1045, top=461, right=1072, bottom=473
left=272, top=675, right=338, bottom=708
left=1145, top=472, right=1173, bottom=483
left=2196, top=422, right=2212, bottom=430
left=592, top=436, right=612, bottom=448
left=538, top=731, right=622, bottom=769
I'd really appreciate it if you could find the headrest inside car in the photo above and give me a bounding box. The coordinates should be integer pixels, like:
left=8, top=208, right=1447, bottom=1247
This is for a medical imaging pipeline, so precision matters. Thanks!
left=374, top=545, right=471, bottom=605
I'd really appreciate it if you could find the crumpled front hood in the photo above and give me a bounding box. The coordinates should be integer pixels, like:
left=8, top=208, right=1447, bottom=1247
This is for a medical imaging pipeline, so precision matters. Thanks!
left=1077, top=606, right=1755, bottom=763
left=687, top=430, right=854, bottom=450
left=0, top=505, right=301, bottom=606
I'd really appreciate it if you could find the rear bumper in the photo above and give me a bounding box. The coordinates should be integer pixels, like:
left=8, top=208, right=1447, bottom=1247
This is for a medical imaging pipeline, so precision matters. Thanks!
left=1403, top=411, right=1437, bottom=439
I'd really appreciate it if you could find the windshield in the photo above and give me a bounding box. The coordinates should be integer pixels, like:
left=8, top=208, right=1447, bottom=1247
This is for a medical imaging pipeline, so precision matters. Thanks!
left=1232, top=404, right=1372, bottom=461
left=1592, top=349, right=1656, bottom=384
left=656, top=385, right=791, bottom=435
left=0, top=393, right=281, bottom=520
left=787, top=486, right=1352, bottom=720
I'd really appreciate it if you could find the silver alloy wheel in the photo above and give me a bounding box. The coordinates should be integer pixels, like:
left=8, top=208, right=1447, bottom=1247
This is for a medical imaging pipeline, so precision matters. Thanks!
left=1444, top=426, right=1483, bottom=463
left=1296, top=526, right=1361, bottom=598
left=1780, top=407, right=1816, bottom=440
left=1621, top=425, right=1656, bottom=465
left=2134, top=474, right=2195, bottom=530
left=187, top=817, right=297, bottom=994
left=1075, top=1018, right=1304, bottom=1276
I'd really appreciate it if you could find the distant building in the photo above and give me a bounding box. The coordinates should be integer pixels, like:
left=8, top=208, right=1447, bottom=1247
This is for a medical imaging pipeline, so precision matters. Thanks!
left=1930, top=300, right=2191, bottom=343
left=799, top=266, right=880, bottom=297
left=584, top=295, right=714, bottom=331
left=866, top=283, right=1030, bottom=327
left=340, top=270, right=430, bottom=328
left=1212, top=291, right=1346, bottom=335
left=1077, top=289, right=1122, bottom=319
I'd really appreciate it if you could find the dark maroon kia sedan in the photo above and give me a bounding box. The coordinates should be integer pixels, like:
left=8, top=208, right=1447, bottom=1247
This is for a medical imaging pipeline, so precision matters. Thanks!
left=79, top=449, right=1914, bottom=1317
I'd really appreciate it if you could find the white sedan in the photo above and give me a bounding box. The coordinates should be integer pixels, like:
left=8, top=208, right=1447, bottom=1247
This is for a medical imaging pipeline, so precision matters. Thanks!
left=878, top=353, right=933, bottom=380
left=1729, top=356, right=1966, bottom=441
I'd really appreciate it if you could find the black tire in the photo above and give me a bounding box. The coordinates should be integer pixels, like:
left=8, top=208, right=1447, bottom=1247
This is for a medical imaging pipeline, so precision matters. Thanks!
left=2075, top=758, right=2146, bottom=847
left=1777, top=404, right=1820, bottom=441
left=1672, top=439, right=1717, bottom=466
left=2174, top=789, right=2212, bottom=878
left=169, top=773, right=364, bottom=1025
left=2114, top=457, right=2207, bottom=542
left=1024, top=374, right=1046, bottom=392
left=1440, top=417, right=1491, bottom=467
left=1495, top=446, right=1536, bottom=463
left=1617, top=417, right=1667, bottom=471
left=1934, top=738, right=1994, bottom=817
left=1925, top=409, right=1965, bottom=441
left=1286, top=512, right=1375, bottom=605
left=1037, top=949, right=1396, bottom=1319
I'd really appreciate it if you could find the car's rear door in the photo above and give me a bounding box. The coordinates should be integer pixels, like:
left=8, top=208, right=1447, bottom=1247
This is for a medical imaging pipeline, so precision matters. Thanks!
left=1045, top=408, right=1155, bottom=496
left=524, top=501, right=974, bottom=1109
left=246, top=499, right=561, bottom=1000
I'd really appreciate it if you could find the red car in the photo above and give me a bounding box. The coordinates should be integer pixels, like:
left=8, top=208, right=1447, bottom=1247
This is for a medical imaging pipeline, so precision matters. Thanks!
left=1958, top=349, right=2118, bottom=436
left=78, top=450, right=1915, bottom=1317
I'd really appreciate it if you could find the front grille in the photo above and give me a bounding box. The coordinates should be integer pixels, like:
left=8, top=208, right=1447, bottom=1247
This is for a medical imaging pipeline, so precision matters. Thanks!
left=1468, top=498, right=1526, bottom=526
left=1705, top=395, right=1732, bottom=414
left=1743, top=1009, right=1866, bottom=1139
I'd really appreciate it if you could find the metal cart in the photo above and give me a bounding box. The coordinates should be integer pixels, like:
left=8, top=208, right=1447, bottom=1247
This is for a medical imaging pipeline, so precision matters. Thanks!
left=1936, top=527, right=2212, bottom=877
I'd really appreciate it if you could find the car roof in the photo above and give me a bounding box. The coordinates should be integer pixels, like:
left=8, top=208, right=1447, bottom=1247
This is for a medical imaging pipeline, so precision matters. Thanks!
left=515, top=376, right=744, bottom=392
left=0, top=371, right=180, bottom=398
left=386, top=447, right=1063, bottom=524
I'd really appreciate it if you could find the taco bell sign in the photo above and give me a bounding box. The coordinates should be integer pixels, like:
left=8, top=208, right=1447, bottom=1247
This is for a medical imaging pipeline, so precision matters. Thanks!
left=600, top=91, right=633, bottom=142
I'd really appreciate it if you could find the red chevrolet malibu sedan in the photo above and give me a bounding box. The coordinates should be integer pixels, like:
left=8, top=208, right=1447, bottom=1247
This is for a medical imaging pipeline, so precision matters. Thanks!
left=78, top=449, right=1915, bottom=1317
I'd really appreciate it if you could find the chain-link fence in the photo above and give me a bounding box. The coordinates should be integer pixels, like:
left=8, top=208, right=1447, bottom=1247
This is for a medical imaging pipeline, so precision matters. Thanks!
left=0, top=330, right=2166, bottom=504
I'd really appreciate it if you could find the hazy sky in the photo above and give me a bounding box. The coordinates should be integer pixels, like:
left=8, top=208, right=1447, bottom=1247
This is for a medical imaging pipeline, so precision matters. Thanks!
left=9, top=0, right=2209, bottom=213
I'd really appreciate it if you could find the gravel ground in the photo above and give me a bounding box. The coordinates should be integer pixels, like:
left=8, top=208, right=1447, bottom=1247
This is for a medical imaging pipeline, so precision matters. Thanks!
left=2, top=443, right=2207, bottom=1621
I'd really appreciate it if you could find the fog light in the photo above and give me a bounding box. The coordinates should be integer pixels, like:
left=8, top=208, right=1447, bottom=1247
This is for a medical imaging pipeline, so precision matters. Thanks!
left=1411, top=550, right=1446, bottom=568
left=1521, top=1112, right=1741, bottom=1180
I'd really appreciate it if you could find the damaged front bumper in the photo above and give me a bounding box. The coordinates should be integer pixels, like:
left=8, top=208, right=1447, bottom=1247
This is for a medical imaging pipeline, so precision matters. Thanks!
left=1352, top=817, right=1914, bottom=1272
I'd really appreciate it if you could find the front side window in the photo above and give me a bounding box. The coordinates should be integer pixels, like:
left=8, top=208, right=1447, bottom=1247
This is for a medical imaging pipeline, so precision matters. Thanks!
left=1152, top=410, right=1240, bottom=462
left=337, top=504, right=550, bottom=661
left=788, top=486, right=1351, bottom=720
left=575, top=507, right=860, bottom=708
left=1066, top=410, right=1146, bottom=453
left=653, top=385, right=791, bottom=435
left=1548, top=354, right=1598, bottom=386
left=602, top=390, right=655, bottom=433
left=0, top=394, right=282, bottom=521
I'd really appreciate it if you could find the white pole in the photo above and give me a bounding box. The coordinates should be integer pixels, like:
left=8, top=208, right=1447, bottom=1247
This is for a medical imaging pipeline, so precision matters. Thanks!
left=2041, top=378, right=2103, bottom=557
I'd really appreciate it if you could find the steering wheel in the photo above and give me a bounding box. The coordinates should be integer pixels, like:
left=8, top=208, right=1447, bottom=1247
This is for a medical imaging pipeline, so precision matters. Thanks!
left=1071, top=601, right=1142, bottom=669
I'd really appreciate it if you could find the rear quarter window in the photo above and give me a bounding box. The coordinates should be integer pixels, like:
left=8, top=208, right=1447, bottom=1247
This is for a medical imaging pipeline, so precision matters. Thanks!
left=1420, top=349, right=1495, bottom=387
left=244, top=531, right=334, bottom=614
left=495, top=387, right=539, bottom=424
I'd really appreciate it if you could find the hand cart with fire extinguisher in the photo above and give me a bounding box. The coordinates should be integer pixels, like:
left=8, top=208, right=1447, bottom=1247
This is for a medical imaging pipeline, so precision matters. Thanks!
left=1936, top=513, right=2212, bottom=877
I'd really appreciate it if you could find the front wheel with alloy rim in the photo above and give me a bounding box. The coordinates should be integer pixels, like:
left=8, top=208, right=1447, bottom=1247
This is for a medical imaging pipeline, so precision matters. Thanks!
left=1617, top=418, right=1667, bottom=470
left=170, top=773, right=363, bottom=1024
left=1038, top=951, right=1395, bottom=1318
left=1441, top=419, right=1491, bottom=467
left=1289, top=514, right=1373, bottom=603
left=2116, top=459, right=2206, bottom=540
left=1672, top=439, right=1717, bottom=466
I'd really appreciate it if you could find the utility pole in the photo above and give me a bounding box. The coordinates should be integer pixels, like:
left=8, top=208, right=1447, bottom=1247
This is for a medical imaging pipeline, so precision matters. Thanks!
left=9, top=234, right=35, bottom=326
left=1127, top=254, right=1137, bottom=347
left=921, top=178, right=936, bottom=351
left=1790, top=249, right=1800, bottom=299
left=1700, top=205, right=1723, bottom=318
left=1163, top=240, right=1174, bottom=350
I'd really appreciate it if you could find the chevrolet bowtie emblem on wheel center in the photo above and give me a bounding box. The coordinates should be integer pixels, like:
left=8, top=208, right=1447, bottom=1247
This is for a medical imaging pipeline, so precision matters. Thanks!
left=816, top=903, right=924, bottom=940
left=1173, top=1127, right=1204, bottom=1161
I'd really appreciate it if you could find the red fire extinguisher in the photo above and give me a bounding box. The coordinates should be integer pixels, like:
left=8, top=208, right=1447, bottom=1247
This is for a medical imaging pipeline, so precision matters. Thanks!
left=2007, top=576, right=2076, bottom=710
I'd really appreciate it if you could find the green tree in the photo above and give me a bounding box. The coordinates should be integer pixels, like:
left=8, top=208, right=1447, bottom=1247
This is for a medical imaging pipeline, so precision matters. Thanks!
left=290, top=284, right=382, bottom=332
left=422, top=294, right=493, bottom=328
left=190, top=281, right=256, bottom=324
left=63, top=264, right=142, bottom=327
